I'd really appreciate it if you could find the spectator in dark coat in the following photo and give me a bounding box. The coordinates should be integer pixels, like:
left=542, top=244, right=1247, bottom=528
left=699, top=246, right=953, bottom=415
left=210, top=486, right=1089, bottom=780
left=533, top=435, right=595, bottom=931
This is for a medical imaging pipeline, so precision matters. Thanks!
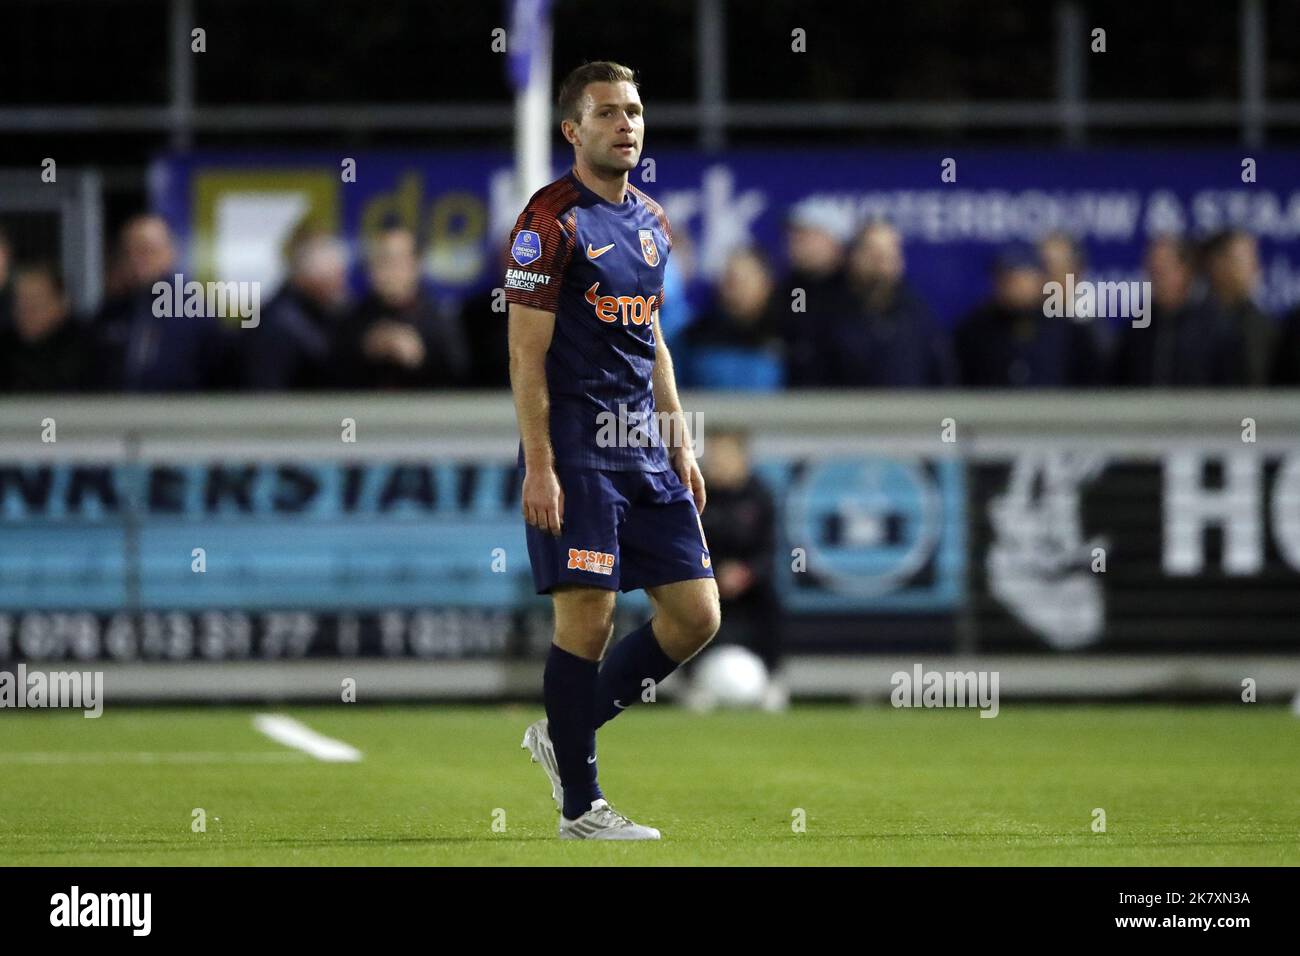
left=955, top=243, right=1103, bottom=387
left=1204, top=229, right=1274, bottom=386
left=0, top=226, right=12, bottom=335
left=1111, top=236, right=1245, bottom=387
left=458, top=232, right=512, bottom=389
left=0, top=263, right=88, bottom=392
left=1272, top=306, right=1300, bottom=385
left=1038, top=230, right=1118, bottom=359
left=695, top=428, right=786, bottom=710
left=821, top=221, right=955, bottom=387
left=334, top=226, right=470, bottom=389
left=243, top=224, right=350, bottom=390
left=780, top=199, right=853, bottom=387
left=457, top=285, right=511, bottom=388
left=89, top=214, right=231, bottom=391
left=684, top=247, right=785, bottom=390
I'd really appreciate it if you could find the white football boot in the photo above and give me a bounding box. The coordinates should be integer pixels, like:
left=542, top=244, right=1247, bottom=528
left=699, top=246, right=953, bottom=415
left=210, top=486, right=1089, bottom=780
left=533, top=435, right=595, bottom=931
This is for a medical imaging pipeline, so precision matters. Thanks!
left=559, top=799, right=661, bottom=840
left=520, top=718, right=564, bottom=813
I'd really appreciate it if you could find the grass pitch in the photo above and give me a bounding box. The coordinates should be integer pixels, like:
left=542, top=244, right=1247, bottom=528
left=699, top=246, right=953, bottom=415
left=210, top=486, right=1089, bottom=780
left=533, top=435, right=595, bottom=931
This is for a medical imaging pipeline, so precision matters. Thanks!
left=1, top=703, right=1296, bottom=866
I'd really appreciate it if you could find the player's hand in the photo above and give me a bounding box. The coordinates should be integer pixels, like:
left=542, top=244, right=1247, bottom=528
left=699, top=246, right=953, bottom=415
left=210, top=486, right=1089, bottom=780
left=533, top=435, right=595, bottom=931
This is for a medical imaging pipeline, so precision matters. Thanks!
left=716, top=560, right=754, bottom=599
left=522, top=465, right=564, bottom=536
left=364, top=322, right=426, bottom=368
left=673, top=447, right=706, bottom=515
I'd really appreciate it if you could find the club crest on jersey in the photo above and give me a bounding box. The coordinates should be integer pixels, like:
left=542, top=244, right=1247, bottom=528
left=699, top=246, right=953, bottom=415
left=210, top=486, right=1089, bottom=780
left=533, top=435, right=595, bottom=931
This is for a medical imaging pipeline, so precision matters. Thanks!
left=638, top=228, right=659, bottom=267
left=512, top=230, right=542, bottom=266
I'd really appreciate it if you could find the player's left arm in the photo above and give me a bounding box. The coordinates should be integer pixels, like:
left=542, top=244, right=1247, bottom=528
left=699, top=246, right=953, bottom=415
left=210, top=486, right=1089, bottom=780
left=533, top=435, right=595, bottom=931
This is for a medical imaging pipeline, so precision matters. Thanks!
left=651, top=311, right=705, bottom=514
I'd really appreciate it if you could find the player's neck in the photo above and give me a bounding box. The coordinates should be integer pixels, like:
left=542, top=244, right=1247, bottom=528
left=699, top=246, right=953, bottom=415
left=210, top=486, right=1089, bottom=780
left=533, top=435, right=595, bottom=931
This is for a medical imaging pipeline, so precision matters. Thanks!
left=572, top=161, right=628, bottom=205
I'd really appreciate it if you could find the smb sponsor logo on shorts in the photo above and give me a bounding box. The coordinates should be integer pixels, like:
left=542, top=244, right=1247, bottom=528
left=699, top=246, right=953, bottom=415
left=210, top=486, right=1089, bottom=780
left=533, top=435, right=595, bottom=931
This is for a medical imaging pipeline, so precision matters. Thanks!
left=568, top=548, right=615, bottom=575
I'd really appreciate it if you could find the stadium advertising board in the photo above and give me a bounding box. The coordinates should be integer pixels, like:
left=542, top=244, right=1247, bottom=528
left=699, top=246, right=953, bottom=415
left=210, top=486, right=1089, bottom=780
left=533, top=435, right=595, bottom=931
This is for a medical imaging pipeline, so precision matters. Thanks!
left=3, top=401, right=1297, bottom=661
left=152, top=149, right=1300, bottom=328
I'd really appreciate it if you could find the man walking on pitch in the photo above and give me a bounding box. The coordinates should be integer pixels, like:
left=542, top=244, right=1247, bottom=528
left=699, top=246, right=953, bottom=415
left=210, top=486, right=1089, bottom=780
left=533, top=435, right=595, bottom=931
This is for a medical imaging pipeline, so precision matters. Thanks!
left=506, top=62, right=720, bottom=840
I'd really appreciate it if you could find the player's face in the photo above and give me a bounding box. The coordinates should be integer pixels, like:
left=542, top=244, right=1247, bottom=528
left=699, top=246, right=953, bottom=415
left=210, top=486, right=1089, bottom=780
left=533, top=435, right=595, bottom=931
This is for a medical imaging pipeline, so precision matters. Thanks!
left=572, top=81, right=643, bottom=174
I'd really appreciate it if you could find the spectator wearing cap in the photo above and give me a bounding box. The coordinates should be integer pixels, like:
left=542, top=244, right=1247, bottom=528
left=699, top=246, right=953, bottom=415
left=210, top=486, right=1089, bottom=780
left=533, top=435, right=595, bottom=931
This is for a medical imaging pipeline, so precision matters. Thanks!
left=683, top=246, right=785, bottom=390
left=819, top=221, right=955, bottom=387
left=955, top=242, right=1103, bottom=387
left=0, top=263, right=88, bottom=392
left=780, top=198, right=853, bottom=387
left=1111, top=236, right=1245, bottom=387
left=334, top=225, right=471, bottom=389
left=244, top=222, right=351, bottom=390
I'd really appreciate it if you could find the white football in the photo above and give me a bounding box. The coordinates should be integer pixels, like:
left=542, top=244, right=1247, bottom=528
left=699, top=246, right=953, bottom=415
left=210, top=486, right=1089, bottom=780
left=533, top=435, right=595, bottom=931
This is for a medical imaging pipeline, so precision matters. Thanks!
left=694, top=645, right=770, bottom=708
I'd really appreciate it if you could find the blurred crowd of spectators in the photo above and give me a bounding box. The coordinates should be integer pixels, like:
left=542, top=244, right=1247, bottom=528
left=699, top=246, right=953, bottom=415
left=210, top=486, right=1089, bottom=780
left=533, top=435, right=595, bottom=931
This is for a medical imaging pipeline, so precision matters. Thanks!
left=3, top=207, right=1300, bottom=394
left=661, top=205, right=1300, bottom=390
left=0, top=217, right=472, bottom=393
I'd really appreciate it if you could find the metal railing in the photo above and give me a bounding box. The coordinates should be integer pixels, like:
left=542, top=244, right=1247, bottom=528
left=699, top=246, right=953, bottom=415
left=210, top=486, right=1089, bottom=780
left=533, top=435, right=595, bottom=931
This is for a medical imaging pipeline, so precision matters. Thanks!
left=0, top=0, right=1283, bottom=148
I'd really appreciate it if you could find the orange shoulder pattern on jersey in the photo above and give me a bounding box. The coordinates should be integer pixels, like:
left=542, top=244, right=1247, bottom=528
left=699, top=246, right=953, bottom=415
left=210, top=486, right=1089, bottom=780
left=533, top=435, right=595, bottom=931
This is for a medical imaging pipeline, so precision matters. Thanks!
left=627, top=183, right=671, bottom=311
left=502, top=177, right=581, bottom=313
left=627, top=182, right=673, bottom=252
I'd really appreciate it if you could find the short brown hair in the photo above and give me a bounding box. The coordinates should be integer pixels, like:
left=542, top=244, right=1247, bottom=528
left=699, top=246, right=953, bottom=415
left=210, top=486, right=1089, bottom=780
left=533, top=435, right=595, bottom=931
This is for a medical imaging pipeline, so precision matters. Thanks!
left=557, top=61, right=637, bottom=124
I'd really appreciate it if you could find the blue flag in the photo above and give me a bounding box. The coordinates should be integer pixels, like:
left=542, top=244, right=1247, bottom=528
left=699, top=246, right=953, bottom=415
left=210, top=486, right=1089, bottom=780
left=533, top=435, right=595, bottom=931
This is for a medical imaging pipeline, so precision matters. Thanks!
left=507, top=0, right=552, bottom=91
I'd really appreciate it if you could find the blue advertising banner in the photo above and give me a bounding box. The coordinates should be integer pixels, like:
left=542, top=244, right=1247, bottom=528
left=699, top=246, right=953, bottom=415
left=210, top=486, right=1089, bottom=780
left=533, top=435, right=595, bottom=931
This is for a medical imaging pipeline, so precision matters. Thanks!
left=6, top=443, right=1299, bottom=660
left=0, top=456, right=962, bottom=615
left=0, top=452, right=965, bottom=661
left=150, top=149, right=1300, bottom=327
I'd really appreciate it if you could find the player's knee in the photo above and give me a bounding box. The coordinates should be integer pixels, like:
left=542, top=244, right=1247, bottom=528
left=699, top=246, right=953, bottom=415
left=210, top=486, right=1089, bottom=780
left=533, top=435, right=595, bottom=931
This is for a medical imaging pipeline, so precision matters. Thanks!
left=555, top=622, right=613, bottom=660
left=553, top=588, right=616, bottom=656
left=681, top=597, right=721, bottom=652
left=701, top=600, right=722, bottom=646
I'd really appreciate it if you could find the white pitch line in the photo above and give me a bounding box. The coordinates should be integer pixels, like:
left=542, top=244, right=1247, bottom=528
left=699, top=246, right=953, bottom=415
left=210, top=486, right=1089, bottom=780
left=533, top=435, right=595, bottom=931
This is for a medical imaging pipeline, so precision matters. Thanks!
left=0, top=752, right=309, bottom=764
left=252, top=714, right=362, bottom=763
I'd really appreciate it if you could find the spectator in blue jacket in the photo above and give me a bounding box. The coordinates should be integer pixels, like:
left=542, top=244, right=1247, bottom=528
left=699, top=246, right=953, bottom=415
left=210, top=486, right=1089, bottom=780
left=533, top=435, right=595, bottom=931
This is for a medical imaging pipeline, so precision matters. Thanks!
left=821, top=221, right=956, bottom=387
left=684, top=246, right=785, bottom=390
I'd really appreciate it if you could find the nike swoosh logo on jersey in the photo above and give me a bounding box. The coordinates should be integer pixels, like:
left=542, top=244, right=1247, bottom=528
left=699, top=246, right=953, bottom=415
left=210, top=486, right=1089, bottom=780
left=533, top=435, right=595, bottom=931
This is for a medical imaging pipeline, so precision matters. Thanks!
left=586, top=242, right=616, bottom=259
left=586, top=755, right=597, bottom=764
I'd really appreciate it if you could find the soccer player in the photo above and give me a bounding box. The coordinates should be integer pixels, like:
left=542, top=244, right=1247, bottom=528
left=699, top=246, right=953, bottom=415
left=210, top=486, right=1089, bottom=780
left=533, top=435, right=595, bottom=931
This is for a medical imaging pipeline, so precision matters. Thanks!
left=506, top=61, right=721, bottom=839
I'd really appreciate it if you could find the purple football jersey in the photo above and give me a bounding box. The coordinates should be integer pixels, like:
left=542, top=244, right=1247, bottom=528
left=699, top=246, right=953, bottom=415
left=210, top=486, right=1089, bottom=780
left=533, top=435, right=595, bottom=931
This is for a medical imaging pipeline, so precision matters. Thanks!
left=503, top=169, right=673, bottom=472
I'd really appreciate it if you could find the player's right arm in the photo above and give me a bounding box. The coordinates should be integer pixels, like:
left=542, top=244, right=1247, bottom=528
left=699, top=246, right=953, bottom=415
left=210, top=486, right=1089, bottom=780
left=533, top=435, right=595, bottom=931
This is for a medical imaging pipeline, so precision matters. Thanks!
left=508, top=303, right=564, bottom=535
left=502, top=195, right=575, bottom=536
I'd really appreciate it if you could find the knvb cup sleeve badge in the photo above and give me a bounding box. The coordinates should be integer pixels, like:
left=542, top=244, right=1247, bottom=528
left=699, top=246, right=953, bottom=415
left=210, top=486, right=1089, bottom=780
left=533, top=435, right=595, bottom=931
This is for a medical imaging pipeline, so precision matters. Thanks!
left=512, top=230, right=542, bottom=267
